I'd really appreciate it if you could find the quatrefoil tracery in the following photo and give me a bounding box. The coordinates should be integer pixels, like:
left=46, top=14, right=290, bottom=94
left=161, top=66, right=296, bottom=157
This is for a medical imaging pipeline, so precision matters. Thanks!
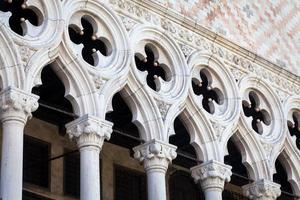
left=242, top=91, right=271, bottom=134
left=68, top=16, right=112, bottom=66
left=135, top=44, right=170, bottom=91
left=192, top=69, right=224, bottom=114
left=0, top=0, right=42, bottom=36
left=287, top=112, right=300, bottom=150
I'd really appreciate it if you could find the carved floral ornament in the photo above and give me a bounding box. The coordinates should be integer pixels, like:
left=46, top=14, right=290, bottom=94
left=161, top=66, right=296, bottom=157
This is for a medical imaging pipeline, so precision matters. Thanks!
left=187, top=53, right=241, bottom=133
left=241, top=89, right=273, bottom=136
left=239, top=79, right=285, bottom=143
left=190, top=160, right=232, bottom=190
left=66, top=114, right=113, bottom=149
left=242, top=179, right=281, bottom=200
left=191, top=68, right=224, bottom=114
left=0, top=0, right=44, bottom=36
left=0, top=86, right=39, bottom=121
left=242, top=91, right=271, bottom=135
left=0, top=0, right=62, bottom=47
left=68, top=14, right=113, bottom=68
left=62, top=1, right=130, bottom=80
left=133, top=139, right=177, bottom=170
left=130, top=26, right=189, bottom=101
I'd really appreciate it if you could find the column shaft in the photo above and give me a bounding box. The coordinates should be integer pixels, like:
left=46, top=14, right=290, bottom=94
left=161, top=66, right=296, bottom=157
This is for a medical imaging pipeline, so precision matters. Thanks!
left=1, top=120, right=25, bottom=200
left=80, top=146, right=101, bottom=200
left=66, top=115, right=113, bottom=200
left=133, top=139, right=177, bottom=200
left=147, top=169, right=167, bottom=200
left=204, top=188, right=223, bottom=200
left=0, top=87, right=38, bottom=200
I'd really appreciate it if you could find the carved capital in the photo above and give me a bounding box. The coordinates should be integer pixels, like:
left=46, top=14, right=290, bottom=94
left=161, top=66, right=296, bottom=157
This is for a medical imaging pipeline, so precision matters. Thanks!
left=133, top=139, right=177, bottom=172
left=0, top=87, right=39, bottom=123
left=66, top=114, right=113, bottom=150
left=191, top=160, right=232, bottom=191
left=242, top=179, right=281, bottom=200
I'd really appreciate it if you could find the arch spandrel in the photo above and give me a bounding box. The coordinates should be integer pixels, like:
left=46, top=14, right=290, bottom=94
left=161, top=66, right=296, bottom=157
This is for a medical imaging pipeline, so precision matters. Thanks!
left=175, top=97, right=220, bottom=162
left=0, top=26, right=22, bottom=89
left=25, top=0, right=131, bottom=117
left=187, top=52, right=240, bottom=143
left=123, top=24, right=190, bottom=142
left=110, top=71, right=163, bottom=141
left=25, top=48, right=99, bottom=117
left=227, top=126, right=272, bottom=181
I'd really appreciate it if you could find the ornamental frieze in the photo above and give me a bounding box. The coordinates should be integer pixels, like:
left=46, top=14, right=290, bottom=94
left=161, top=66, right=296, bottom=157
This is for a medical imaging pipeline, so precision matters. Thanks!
left=109, top=0, right=300, bottom=96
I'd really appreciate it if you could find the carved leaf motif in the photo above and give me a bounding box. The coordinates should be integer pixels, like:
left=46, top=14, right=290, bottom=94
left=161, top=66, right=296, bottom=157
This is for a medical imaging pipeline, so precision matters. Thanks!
left=262, top=143, right=273, bottom=160
left=94, top=76, right=106, bottom=90
left=121, top=16, right=136, bottom=31
left=19, top=45, right=34, bottom=68
left=156, top=100, right=170, bottom=119
left=180, top=44, right=193, bottom=57
left=211, top=121, right=226, bottom=139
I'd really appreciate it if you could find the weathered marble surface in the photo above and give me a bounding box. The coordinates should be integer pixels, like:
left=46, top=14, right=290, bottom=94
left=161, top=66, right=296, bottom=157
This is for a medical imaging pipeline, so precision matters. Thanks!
left=151, top=0, right=300, bottom=75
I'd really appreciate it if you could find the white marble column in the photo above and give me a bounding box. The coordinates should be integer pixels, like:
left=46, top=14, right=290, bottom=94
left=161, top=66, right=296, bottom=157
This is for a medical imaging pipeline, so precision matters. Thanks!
left=66, top=114, right=113, bottom=200
left=191, top=160, right=232, bottom=200
left=0, top=87, right=39, bottom=200
left=133, top=139, right=177, bottom=200
left=243, top=179, right=281, bottom=200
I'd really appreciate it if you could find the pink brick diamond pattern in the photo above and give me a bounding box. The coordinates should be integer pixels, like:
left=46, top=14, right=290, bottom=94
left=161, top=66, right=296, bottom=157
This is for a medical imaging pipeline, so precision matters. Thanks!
left=151, top=0, right=300, bottom=75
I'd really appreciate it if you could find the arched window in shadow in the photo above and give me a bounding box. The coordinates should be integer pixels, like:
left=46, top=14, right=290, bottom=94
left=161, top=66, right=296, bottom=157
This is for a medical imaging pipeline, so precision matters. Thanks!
left=32, top=64, right=75, bottom=134
left=224, top=138, right=250, bottom=199
left=169, top=170, right=202, bottom=200
left=105, top=92, right=146, bottom=200
left=105, top=92, right=141, bottom=149
left=273, top=158, right=295, bottom=200
left=169, top=117, right=198, bottom=168
left=28, top=63, right=77, bottom=197
left=169, top=117, right=204, bottom=200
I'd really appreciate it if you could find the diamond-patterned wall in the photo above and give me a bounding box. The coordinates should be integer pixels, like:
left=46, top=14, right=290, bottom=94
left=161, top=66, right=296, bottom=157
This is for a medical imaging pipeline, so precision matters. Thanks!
left=151, top=0, right=300, bottom=75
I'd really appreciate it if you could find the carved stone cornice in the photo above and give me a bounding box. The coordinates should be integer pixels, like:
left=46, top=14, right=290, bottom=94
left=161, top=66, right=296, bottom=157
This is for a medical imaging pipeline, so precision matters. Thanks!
left=191, top=160, right=232, bottom=191
left=133, top=139, right=177, bottom=172
left=242, top=179, right=281, bottom=200
left=109, top=0, right=300, bottom=97
left=66, top=114, right=113, bottom=150
left=0, top=86, right=39, bottom=123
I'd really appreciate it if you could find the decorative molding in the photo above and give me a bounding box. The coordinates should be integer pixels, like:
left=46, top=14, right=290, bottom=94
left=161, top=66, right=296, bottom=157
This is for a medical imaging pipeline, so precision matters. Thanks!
left=230, top=67, right=246, bottom=83
left=156, top=100, right=170, bottom=120
left=109, top=0, right=300, bottom=96
left=133, top=139, right=177, bottom=171
left=0, top=86, right=39, bottom=122
left=66, top=114, right=113, bottom=149
left=262, top=143, right=273, bottom=160
left=179, top=44, right=194, bottom=57
left=211, top=121, right=226, bottom=140
left=121, top=16, right=137, bottom=31
left=191, top=160, right=232, bottom=191
left=18, top=45, right=34, bottom=68
left=242, top=179, right=281, bottom=200
left=275, top=89, right=289, bottom=103
left=93, top=75, right=107, bottom=90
